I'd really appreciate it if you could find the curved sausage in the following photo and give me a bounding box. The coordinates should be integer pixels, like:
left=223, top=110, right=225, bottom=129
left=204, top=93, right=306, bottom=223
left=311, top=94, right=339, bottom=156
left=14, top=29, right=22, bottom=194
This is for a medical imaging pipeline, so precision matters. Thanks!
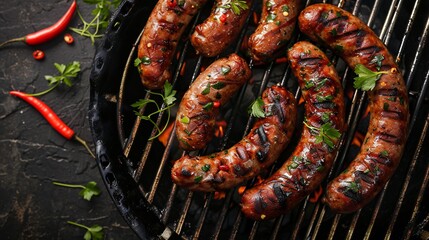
left=298, top=3, right=409, bottom=213
left=172, top=85, right=297, bottom=191
left=248, top=0, right=301, bottom=63
left=137, top=0, right=208, bottom=89
left=175, top=53, right=251, bottom=151
left=241, top=41, right=346, bottom=220
left=190, top=0, right=252, bottom=57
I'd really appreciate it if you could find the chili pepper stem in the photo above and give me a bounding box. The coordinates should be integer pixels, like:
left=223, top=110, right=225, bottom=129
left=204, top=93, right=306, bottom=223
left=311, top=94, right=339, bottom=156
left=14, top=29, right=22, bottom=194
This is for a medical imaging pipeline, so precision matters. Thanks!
left=0, top=37, right=26, bottom=48
left=74, top=135, right=96, bottom=159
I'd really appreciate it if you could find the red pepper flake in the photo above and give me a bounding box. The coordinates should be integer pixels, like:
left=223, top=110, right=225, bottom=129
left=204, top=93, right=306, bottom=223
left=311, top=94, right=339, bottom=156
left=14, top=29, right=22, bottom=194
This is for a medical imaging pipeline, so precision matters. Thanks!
left=219, top=165, right=229, bottom=171
left=64, top=33, right=74, bottom=44
left=167, top=0, right=177, bottom=8
left=213, top=101, right=221, bottom=108
left=32, top=50, right=45, bottom=60
left=219, top=13, right=227, bottom=23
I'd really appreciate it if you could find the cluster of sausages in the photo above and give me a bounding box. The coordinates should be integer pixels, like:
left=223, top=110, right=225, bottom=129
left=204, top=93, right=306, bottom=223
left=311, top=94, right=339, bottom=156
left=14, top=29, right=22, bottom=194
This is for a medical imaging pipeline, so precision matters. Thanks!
left=137, top=1, right=409, bottom=220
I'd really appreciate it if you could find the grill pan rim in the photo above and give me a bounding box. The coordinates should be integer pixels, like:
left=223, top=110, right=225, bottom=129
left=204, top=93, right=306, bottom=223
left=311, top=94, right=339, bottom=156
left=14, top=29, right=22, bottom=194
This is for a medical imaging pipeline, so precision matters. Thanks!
left=88, top=0, right=177, bottom=239
left=88, top=0, right=429, bottom=239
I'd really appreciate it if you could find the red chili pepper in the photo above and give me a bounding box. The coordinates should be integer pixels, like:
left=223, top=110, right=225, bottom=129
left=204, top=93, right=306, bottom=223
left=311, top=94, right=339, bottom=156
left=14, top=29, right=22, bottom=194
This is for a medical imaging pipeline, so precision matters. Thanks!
left=9, top=90, right=95, bottom=158
left=0, top=0, right=77, bottom=47
left=64, top=33, right=74, bottom=44
left=32, top=50, right=45, bottom=60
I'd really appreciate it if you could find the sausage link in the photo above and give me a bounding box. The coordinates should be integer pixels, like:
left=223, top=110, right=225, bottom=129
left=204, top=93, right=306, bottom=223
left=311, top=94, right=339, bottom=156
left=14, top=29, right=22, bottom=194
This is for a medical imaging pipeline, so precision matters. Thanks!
left=248, top=0, right=301, bottom=63
left=175, top=53, right=251, bottom=151
left=137, top=0, right=208, bottom=89
left=172, top=85, right=297, bottom=191
left=241, top=41, right=345, bottom=220
left=298, top=3, right=409, bottom=213
left=190, top=0, right=252, bottom=57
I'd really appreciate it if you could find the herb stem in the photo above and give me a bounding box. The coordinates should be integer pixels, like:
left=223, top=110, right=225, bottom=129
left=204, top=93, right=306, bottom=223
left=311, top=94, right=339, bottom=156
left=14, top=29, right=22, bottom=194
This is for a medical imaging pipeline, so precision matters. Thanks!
left=53, top=182, right=85, bottom=189
left=26, top=82, right=60, bottom=97
left=67, top=221, right=90, bottom=230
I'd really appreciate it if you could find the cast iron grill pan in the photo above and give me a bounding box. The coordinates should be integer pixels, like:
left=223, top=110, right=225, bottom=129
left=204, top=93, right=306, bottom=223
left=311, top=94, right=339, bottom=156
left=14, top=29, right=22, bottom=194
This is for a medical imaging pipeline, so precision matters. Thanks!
left=88, top=0, right=429, bottom=239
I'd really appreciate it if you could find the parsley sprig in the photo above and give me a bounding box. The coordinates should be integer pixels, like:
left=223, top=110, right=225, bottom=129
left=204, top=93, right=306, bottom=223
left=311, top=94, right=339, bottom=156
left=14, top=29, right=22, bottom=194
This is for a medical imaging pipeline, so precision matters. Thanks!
left=353, top=64, right=389, bottom=91
left=248, top=97, right=265, bottom=118
left=131, top=82, right=177, bottom=141
left=304, top=121, right=341, bottom=148
left=28, top=61, right=81, bottom=97
left=219, top=0, right=249, bottom=15
left=52, top=181, right=101, bottom=201
left=70, top=0, right=122, bottom=44
left=67, top=221, right=104, bottom=240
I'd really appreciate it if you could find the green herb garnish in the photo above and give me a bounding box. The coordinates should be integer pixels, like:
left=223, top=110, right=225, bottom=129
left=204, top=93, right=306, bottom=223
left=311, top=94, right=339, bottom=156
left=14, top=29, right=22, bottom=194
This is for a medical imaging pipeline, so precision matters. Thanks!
left=202, top=83, right=211, bottom=95
left=201, top=164, right=211, bottom=172
left=131, top=82, right=177, bottom=141
left=266, top=13, right=277, bottom=23
left=369, top=54, right=385, bottom=70
left=28, top=61, right=81, bottom=97
left=202, top=102, right=214, bottom=110
left=212, top=82, right=226, bottom=89
left=70, top=0, right=122, bottom=44
left=52, top=181, right=101, bottom=201
left=67, top=221, right=104, bottom=240
left=180, top=116, right=190, bottom=124
left=221, top=66, right=231, bottom=75
left=219, top=0, right=249, bottom=15
left=194, top=175, right=203, bottom=183
left=249, top=97, right=265, bottom=118
left=304, top=121, right=341, bottom=148
left=134, top=56, right=151, bottom=66
left=353, top=64, right=389, bottom=91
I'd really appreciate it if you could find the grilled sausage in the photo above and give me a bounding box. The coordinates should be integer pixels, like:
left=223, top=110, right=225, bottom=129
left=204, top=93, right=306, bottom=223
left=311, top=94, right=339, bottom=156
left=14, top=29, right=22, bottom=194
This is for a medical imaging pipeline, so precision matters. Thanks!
left=172, top=85, right=297, bottom=191
left=298, top=3, right=409, bottom=213
left=248, top=0, right=301, bottom=63
left=190, top=0, right=252, bottom=57
left=137, top=0, right=208, bottom=89
left=241, top=41, right=346, bottom=220
left=175, top=54, right=251, bottom=151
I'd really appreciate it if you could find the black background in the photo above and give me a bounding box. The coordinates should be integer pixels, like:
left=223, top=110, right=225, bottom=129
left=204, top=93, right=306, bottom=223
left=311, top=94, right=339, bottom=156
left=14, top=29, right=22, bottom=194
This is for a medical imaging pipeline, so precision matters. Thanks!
left=0, top=0, right=139, bottom=239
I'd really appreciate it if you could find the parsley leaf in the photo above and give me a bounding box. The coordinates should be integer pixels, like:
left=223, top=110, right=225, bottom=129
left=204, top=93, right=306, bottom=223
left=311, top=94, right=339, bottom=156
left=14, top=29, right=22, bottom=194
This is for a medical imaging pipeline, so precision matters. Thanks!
left=164, top=82, right=177, bottom=105
left=219, top=0, right=249, bottom=15
left=132, top=82, right=177, bottom=141
left=52, top=181, right=101, bottom=201
left=67, top=221, right=104, bottom=240
left=27, top=61, right=81, bottom=97
left=304, top=121, right=341, bottom=148
left=249, top=97, right=265, bottom=118
left=70, top=0, right=121, bottom=44
left=353, top=64, right=389, bottom=91
left=369, top=54, right=385, bottom=70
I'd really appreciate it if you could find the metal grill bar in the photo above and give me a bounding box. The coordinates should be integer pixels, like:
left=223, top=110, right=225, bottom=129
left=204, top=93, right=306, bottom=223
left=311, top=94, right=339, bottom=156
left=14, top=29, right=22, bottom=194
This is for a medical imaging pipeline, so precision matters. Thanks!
left=114, top=0, right=429, bottom=238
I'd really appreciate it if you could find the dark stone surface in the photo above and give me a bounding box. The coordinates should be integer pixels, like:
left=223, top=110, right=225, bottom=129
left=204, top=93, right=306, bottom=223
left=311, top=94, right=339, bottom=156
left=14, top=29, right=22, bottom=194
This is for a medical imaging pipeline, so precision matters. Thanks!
left=0, top=1, right=139, bottom=239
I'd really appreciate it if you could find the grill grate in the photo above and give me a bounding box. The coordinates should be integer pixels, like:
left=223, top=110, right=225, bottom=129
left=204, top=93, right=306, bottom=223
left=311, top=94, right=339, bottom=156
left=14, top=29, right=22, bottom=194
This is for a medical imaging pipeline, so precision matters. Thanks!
left=102, top=0, right=429, bottom=239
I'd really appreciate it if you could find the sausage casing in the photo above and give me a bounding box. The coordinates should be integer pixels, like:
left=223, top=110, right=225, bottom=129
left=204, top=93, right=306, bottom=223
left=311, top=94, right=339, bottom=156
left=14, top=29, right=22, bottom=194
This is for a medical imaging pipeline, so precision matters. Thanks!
left=172, top=85, right=297, bottom=191
left=137, top=0, right=207, bottom=89
left=241, top=41, right=346, bottom=220
left=298, top=3, right=409, bottom=213
left=175, top=53, right=251, bottom=151
left=248, top=0, right=301, bottom=62
left=190, top=0, right=252, bottom=57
